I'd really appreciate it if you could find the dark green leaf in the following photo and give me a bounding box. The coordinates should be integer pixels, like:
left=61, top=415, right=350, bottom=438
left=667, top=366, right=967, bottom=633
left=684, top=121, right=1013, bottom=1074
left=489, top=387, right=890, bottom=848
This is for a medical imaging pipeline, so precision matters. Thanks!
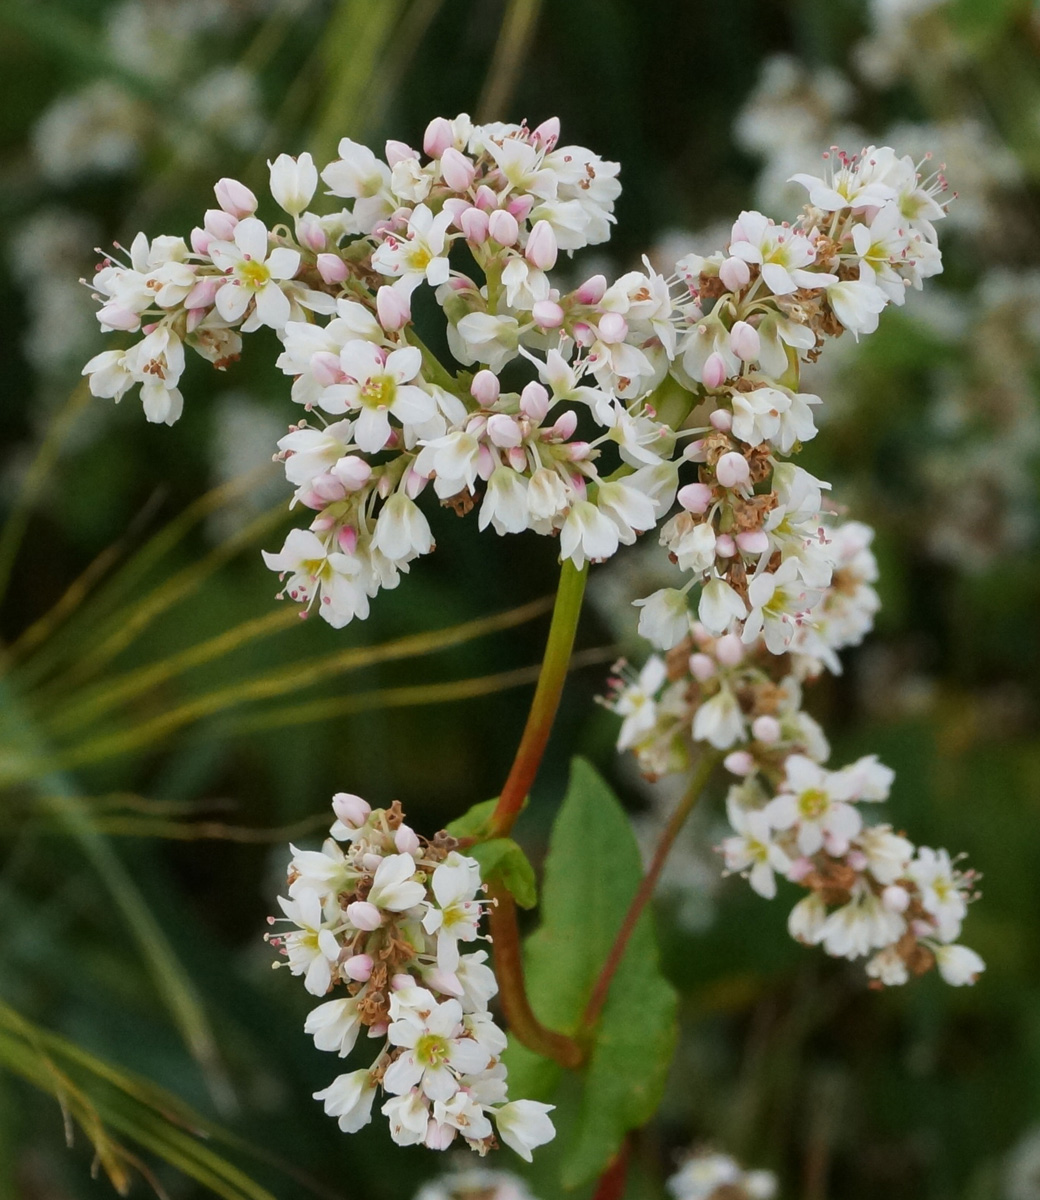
left=469, top=837, right=538, bottom=909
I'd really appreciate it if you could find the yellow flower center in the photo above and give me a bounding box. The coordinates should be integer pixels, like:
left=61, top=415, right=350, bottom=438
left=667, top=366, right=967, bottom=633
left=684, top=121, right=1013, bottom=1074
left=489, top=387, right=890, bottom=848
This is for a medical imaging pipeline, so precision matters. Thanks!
left=798, top=788, right=829, bottom=819
left=239, top=258, right=271, bottom=289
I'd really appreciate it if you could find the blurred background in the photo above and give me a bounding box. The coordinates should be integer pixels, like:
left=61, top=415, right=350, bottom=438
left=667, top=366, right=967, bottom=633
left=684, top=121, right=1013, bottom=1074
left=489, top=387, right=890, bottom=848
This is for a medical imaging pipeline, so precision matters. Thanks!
left=0, top=0, right=1038, bottom=1196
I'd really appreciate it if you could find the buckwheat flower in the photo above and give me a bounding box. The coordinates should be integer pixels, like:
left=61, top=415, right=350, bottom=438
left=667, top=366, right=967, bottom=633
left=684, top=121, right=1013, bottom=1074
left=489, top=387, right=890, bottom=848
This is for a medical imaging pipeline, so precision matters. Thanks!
left=455, top=951, right=499, bottom=1012
left=268, top=151, right=319, bottom=217
left=321, top=137, right=393, bottom=232
left=384, top=998, right=491, bottom=1101
left=742, top=560, right=819, bottom=654
left=692, top=685, right=746, bottom=750
left=728, top=209, right=835, bottom=294
left=866, top=945, right=910, bottom=987
left=827, top=274, right=890, bottom=338
left=789, top=156, right=897, bottom=212
left=698, top=575, right=748, bottom=636
left=433, top=1091, right=494, bottom=1145
left=422, top=861, right=485, bottom=973
left=383, top=1090, right=433, bottom=1146
left=305, top=997, right=363, bottom=1056
left=820, top=884, right=905, bottom=959
left=373, top=493, right=435, bottom=563
left=493, top=1101, right=556, bottom=1163
left=448, top=312, right=521, bottom=373
left=210, top=217, right=301, bottom=330
left=614, top=656, right=668, bottom=751
left=315, top=1069, right=377, bottom=1133
left=368, top=852, right=426, bottom=912
left=559, top=500, right=620, bottom=568
left=276, top=888, right=341, bottom=996
left=857, top=824, right=914, bottom=885
left=721, top=797, right=792, bottom=899
left=907, top=846, right=969, bottom=940
left=372, top=204, right=455, bottom=291
left=932, top=943, right=986, bottom=986
left=633, top=588, right=691, bottom=650
left=478, top=468, right=530, bottom=536
left=765, top=756, right=862, bottom=856
left=787, top=891, right=828, bottom=944
left=322, top=341, right=436, bottom=451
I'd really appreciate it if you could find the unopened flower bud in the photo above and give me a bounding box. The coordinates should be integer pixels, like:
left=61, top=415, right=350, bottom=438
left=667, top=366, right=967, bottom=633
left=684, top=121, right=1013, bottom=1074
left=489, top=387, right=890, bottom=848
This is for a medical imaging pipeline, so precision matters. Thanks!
left=520, top=380, right=550, bottom=422
left=532, top=299, right=564, bottom=328
left=597, top=312, right=628, bottom=344
left=331, top=456, right=373, bottom=491
left=719, top=256, right=751, bottom=291
left=311, top=473, right=348, bottom=503
left=709, top=408, right=733, bottom=432
left=338, top=526, right=358, bottom=554
left=440, top=146, right=476, bottom=191
left=343, top=954, right=373, bottom=982
left=204, top=208, right=238, bottom=241
left=316, top=253, right=349, bottom=284
left=736, top=529, right=769, bottom=555
left=730, top=319, right=761, bottom=362
left=214, top=177, right=257, bottom=218
left=552, top=410, right=578, bottom=439
left=268, top=152, right=318, bottom=216
left=376, top=284, right=411, bottom=331
left=426, top=1123, right=456, bottom=1150
left=716, top=451, right=750, bottom=488
left=190, top=227, right=211, bottom=256
left=459, top=206, right=490, bottom=244
left=684, top=439, right=708, bottom=462
left=507, top=194, right=535, bottom=221
left=488, top=209, right=519, bottom=246
left=751, top=715, right=781, bottom=743
left=715, top=533, right=737, bottom=557
left=702, top=351, right=728, bottom=390
left=882, top=885, right=911, bottom=913
left=395, top=825, right=421, bottom=855
left=677, top=482, right=713, bottom=513
left=474, top=184, right=498, bottom=211
left=689, top=652, right=715, bottom=682
left=525, top=220, right=558, bottom=270
left=390, top=973, right=414, bottom=991
left=297, top=213, right=327, bottom=252
left=423, top=116, right=453, bottom=158
left=332, top=792, right=371, bottom=828
left=575, top=274, right=607, bottom=304
left=714, top=633, right=744, bottom=666
left=346, top=901, right=382, bottom=931
left=384, top=139, right=415, bottom=166
left=487, top=413, right=523, bottom=448
left=470, top=370, right=500, bottom=405
left=97, top=304, right=141, bottom=331
left=724, top=750, right=756, bottom=776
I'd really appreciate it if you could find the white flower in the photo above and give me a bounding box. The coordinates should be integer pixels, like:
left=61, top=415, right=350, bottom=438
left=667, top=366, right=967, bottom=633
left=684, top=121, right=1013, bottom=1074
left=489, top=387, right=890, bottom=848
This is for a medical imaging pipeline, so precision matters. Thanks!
left=742, top=560, right=819, bottom=655
left=698, top=575, right=747, bottom=636
left=866, top=946, right=910, bottom=987
left=372, top=204, right=454, bottom=291
left=933, top=943, right=985, bottom=986
left=907, top=847, right=969, bottom=941
left=559, top=500, right=620, bottom=568
left=633, top=588, right=691, bottom=650
left=455, top=951, right=498, bottom=1012
left=313, top=1069, right=377, bottom=1133
left=493, top=1100, right=556, bottom=1162
left=373, top=493, right=435, bottom=563
left=478, top=468, right=530, bottom=535
left=765, top=755, right=862, bottom=856
left=268, top=151, right=318, bottom=216
left=369, top=853, right=426, bottom=912
left=820, top=884, right=905, bottom=960
left=722, top=795, right=791, bottom=899
left=614, top=656, right=668, bottom=751
left=321, top=137, right=392, bottom=233
left=276, top=887, right=340, bottom=996
left=827, top=275, right=889, bottom=338
left=422, top=859, right=484, bottom=973
left=448, top=312, right=521, bottom=372
left=788, top=892, right=828, bottom=944
left=304, top=997, right=362, bottom=1056
left=692, top=685, right=746, bottom=750
left=728, top=210, right=835, bottom=295
left=209, top=217, right=300, bottom=330
left=322, top=341, right=436, bottom=451
left=384, top=998, right=491, bottom=1101
left=857, top=825, right=914, bottom=885
left=382, top=1090, right=431, bottom=1146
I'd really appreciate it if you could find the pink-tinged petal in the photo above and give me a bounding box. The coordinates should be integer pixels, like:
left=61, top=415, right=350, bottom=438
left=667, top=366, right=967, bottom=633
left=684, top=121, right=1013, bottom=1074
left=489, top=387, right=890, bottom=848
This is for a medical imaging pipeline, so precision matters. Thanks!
left=385, top=345, right=422, bottom=383
left=339, top=339, right=384, bottom=381
left=266, top=247, right=301, bottom=281
left=255, top=282, right=291, bottom=329
left=215, top=281, right=252, bottom=322
left=234, top=216, right=270, bottom=262
left=207, top=241, right=241, bottom=271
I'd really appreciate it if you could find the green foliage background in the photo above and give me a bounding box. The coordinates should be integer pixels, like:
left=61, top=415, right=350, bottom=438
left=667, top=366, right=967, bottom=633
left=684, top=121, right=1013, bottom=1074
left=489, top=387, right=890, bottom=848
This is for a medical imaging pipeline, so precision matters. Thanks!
left=0, top=0, right=1038, bottom=1196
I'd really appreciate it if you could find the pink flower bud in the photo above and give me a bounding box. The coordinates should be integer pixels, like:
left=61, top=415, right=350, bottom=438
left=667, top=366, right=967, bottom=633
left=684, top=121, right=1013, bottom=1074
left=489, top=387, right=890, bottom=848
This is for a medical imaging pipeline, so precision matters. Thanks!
left=311, top=473, right=348, bottom=503
left=683, top=439, right=708, bottom=462
left=474, top=184, right=498, bottom=211
left=689, top=652, right=716, bottom=682
left=736, top=529, right=769, bottom=555
left=343, top=954, right=373, bottom=982
left=677, top=482, right=713, bottom=514
left=709, top=408, right=733, bottom=432
left=532, top=116, right=560, bottom=147
left=525, top=220, right=558, bottom=270
left=883, top=885, right=911, bottom=913
left=190, top=227, right=211, bottom=256
left=390, top=973, right=414, bottom=991
left=204, top=210, right=238, bottom=244
left=724, top=750, right=756, bottom=776
left=787, top=856, right=814, bottom=883
left=376, top=284, right=411, bottom=331
left=716, top=451, right=750, bottom=488
left=470, top=369, right=500, bottom=406
left=332, top=456, right=373, bottom=490
left=96, top=304, right=141, bottom=331
left=575, top=274, right=607, bottom=304
left=338, top=525, right=358, bottom=554
left=715, top=534, right=737, bottom=557
left=476, top=443, right=496, bottom=480
left=847, top=849, right=868, bottom=871
left=346, top=901, right=382, bottom=931
left=702, top=351, right=728, bottom=390
left=368, top=1022, right=388, bottom=1037
left=425, top=1121, right=456, bottom=1150
left=384, top=139, right=415, bottom=166
left=520, top=380, right=550, bottom=422
left=459, top=206, right=490, bottom=244
left=214, top=177, right=257, bottom=218
left=440, top=146, right=476, bottom=191
left=552, top=410, right=578, bottom=439
left=423, top=116, right=453, bottom=158
left=719, top=256, right=751, bottom=292
left=571, top=321, right=594, bottom=347
left=297, top=214, right=327, bottom=252
left=332, top=791, right=371, bottom=828
left=507, top=194, right=535, bottom=221
left=422, top=967, right=463, bottom=997
left=565, top=440, right=591, bottom=461
left=395, top=824, right=421, bottom=855
left=532, top=299, right=564, bottom=328
left=597, top=312, right=628, bottom=344
left=487, top=413, right=523, bottom=448
left=316, top=253, right=349, bottom=284
left=714, top=633, right=744, bottom=666
left=488, top=209, right=519, bottom=246
left=751, top=715, right=781, bottom=744
left=729, top=319, right=760, bottom=362
left=405, top=468, right=426, bottom=499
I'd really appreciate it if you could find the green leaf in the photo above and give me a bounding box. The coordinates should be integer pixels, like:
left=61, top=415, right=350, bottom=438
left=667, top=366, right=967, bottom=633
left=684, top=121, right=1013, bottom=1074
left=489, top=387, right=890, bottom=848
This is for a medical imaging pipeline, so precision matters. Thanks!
left=508, top=757, right=678, bottom=1187
left=469, top=838, right=538, bottom=909
left=446, top=796, right=500, bottom=839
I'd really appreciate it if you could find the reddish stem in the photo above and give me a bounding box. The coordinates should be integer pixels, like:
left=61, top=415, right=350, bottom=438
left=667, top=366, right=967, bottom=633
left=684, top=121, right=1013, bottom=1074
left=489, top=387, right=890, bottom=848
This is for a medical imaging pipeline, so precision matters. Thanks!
left=592, top=1138, right=631, bottom=1200
left=583, top=754, right=718, bottom=1029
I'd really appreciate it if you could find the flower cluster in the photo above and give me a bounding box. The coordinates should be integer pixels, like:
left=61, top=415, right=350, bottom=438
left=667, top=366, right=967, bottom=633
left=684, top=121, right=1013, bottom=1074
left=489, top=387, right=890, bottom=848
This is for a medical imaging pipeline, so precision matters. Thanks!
left=414, top=1166, right=537, bottom=1200
left=82, top=118, right=944, bottom=639
left=267, top=793, right=554, bottom=1158
left=667, top=1150, right=777, bottom=1200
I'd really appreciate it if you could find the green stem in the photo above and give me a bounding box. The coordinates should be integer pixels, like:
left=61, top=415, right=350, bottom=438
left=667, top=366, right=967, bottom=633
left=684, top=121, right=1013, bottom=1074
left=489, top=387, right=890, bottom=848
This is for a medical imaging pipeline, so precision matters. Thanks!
left=488, top=558, right=588, bottom=838
left=583, top=752, right=718, bottom=1030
